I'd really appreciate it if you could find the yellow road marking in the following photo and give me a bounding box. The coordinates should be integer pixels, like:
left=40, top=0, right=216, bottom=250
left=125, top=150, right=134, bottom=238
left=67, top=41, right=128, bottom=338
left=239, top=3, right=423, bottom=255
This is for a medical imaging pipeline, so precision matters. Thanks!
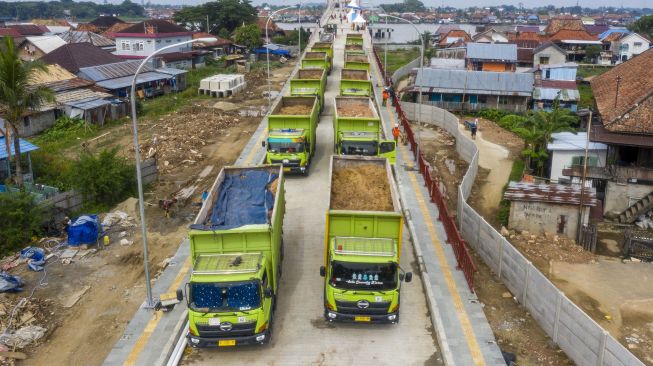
left=375, top=58, right=485, bottom=364
left=124, top=257, right=192, bottom=366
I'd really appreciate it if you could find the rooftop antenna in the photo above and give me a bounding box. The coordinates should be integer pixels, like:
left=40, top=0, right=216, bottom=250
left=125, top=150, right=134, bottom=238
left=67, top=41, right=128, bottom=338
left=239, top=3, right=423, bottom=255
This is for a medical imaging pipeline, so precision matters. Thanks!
left=614, top=75, right=622, bottom=109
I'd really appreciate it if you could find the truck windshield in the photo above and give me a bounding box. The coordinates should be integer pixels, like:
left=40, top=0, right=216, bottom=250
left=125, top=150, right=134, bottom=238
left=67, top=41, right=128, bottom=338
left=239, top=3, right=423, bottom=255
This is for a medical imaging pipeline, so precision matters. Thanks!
left=268, top=140, right=305, bottom=153
left=189, top=281, right=261, bottom=312
left=330, top=261, right=397, bottom=291
left=341, top=141, right=377, bottom=156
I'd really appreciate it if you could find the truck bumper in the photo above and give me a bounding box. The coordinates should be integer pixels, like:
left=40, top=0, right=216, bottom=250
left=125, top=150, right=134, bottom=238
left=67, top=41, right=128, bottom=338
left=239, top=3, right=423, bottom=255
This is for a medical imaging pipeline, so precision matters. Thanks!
left=282, top=166, right=307, bottom=174
left=186, top=330, right=270, bottom=348
left=323, top=309, right=399, bottom=324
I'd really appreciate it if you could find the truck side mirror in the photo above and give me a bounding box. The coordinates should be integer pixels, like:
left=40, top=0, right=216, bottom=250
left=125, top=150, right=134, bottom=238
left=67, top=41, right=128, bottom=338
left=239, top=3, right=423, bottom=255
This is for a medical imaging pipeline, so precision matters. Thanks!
left=262, top=140, right=266, bottom=147
left=176, top=288, right=184, bottom=301
left=319, top=266, right=326, bottom=277
left=264, top=288, right=273, bottom=298
left=405, top=272, right=413, bottom=283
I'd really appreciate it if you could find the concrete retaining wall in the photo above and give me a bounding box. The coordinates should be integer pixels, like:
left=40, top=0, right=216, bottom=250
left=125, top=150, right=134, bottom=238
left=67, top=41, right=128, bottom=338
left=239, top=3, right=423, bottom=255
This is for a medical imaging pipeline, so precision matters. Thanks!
left=390, top=57, right=420, bottom=85
left=400, top=101, right=644, bottom=366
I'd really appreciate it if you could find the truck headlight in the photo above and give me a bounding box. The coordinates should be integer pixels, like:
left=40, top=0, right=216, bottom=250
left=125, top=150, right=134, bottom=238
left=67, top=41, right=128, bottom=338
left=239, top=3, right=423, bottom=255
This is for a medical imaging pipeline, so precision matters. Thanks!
left=282, top=159, right=289, bottom=163
left=388, top=315, right=397, bottom=321
left=328, top=312, right=337, bottom=319
left=256, top=334, right=266, bottom=342
left=190, top=337, right=200, bottom=344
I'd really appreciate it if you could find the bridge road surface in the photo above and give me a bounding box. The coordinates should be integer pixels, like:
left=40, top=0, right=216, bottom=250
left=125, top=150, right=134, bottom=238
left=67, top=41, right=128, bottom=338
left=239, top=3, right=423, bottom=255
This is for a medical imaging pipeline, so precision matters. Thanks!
left=181, top=17, right=441, bottom=366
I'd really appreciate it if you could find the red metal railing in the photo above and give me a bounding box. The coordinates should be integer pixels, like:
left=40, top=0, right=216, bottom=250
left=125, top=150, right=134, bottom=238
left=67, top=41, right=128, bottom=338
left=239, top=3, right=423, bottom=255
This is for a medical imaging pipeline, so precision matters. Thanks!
left=372, top=47, right=477, bottom=292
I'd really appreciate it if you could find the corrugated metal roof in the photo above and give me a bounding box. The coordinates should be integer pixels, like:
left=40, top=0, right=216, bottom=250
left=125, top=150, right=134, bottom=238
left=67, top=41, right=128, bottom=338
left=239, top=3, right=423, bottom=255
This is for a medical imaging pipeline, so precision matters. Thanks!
left=504, top=182, right=597, bottom=206
left=547, top=131, right=607, bottom=151
left=466, top=42, right=517, bottom=61
left=0, top=137, right=39, bottom=159
left=79, top=60, right=154, bottom=82
left=533, top=87, right=580, bottom=101
left=25, top=35, right=66, bottom=54
left=429, top=58, right=466, bottom=69
left=415, top=68, right=534, bottom=97
left=155, top=67, right=188, bottom=76
left=65, top=98, right=112, bottom=110
left=60, top=30, right=115, bottom=47
left=56, top=89, right=112, bottom=104
left=95, top=71, right=171, bottom=90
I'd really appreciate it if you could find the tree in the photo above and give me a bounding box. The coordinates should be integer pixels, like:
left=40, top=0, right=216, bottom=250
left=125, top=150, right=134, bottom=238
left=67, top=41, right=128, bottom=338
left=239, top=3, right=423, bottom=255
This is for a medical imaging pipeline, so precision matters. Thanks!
left=0, top=36, right=53, bottom=185
left=71, top=148, right=136, bottom=208
left=628, top=15, right=653, bottom=39
left=584, top=45, right=602, bottom=63
left=173, top=0, right=257, bottom=33
left=380, top=0, right=426, bottom=13
left=0, top=191, right=47, bottom=255
left=233, top=24, right=262, bottom=50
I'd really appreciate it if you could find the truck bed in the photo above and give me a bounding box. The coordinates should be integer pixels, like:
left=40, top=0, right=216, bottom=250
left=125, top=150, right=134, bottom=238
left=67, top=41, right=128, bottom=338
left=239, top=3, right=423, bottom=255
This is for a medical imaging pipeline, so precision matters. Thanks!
left=335, top=97, right=376, bottom=118
left=341, top=69, right=368, bottom=80
left=272, top=96, right=316, bottom=116
left=330, top=157, right=395, bottom=212
left=296, top=69, right=324, bottom=79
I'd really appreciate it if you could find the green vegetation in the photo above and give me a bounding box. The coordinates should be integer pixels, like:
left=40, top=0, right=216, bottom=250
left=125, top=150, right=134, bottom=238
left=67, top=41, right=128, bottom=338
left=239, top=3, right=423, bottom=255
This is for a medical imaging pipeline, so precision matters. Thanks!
left=273, top=28, right=310, bottom=51
left=578, top=83, right=595, bottom=110
left=577, top=66, right=610, bottom=79
left=628, top=14, right=653, bottom=40
left=380, top=0, right=426, bottom=13
left=71, top=148, right=136, bottom=211
left=498, top=159, right=526, bottom=226
left=375, top=47, right=420, bottom=75
left=0, top=191, right=48, bottom=255
left=173, top=0, right=257, bottom=33
left=0, top=36, right=53, bottom=185
left=234, top=23, right=263, bottom=50
left=583, top=45, right=602, bottom=63
left=0, top=0, right=144, bottom=20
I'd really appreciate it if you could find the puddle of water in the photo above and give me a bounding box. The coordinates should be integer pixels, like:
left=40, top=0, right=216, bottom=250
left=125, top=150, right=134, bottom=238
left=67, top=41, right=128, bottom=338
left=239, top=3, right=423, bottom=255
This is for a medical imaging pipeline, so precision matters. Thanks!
left=238, top=106, right=266, bottom=117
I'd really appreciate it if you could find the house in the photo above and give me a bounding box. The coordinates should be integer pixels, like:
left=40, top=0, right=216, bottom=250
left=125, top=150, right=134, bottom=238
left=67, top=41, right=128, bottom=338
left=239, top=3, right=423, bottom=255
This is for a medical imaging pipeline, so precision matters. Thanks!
left=78, top=60, right=187, bottom=98
left=77, top=15, right=125, bottom=34
left=472, top=29, right=509, bottom=43
left=192, top=32, right=234, bottom=57
left=17, top=36, right=66, bottom=61
left=547, top=132, right=607, bottom=184
left=438, top=29, right=472, bottom=47
left=602, top=32, right=650, bottom=64
left=548, top=29, right=601, bottom=62
left=256, top=17, right=285, bottom=40
left=429, top=58, right=466, bottom=69
left=41, top=43, right=122, bottom=75
left=0, top=132, right=39, bottom=184
left=59, top=30, right=116, bottom=52
left=411, top=68, right=533, bottom=113
left=531, top=63, right=580, bottom=111
left=504, top=182, right=597, bottom=239
left=465, top=43, right=517, bottom=72
left=584, top=24, right=610, bottom=36
left=562, top=49, right=653, bottom=221
left=110, top=19, right=202, bottom=69
left=101, top=23, right=131, bottom=40
left=533, top=42, right=567, bottom=66
left=7, top=24, right=47, bottom=37
left=544, top=16, right=587, bottom=36
left=510, top=39, right=542, bottom=68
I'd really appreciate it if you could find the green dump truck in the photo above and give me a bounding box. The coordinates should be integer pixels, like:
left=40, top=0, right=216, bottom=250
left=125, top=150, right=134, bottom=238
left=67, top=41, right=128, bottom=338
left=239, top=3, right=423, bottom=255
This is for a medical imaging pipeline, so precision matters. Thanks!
left=333, top=96, right=396, bottom=163
left=182, top=165, right=285, bottom=347
left=290, top=69, right=326, bottom=113
left=346, top=33, right=364, bottom=45
left=311, top=42, right=333, bottom=60
left=302, top=51, right=331, bottom=75
left=344, top=44, right=365, bottom=57
left=344, top=54, right=370, bottom=72
left=266, top=96, right=319, bottom=175
left=320, top=155, right=411, bottom=323
left=340, top=69, right=372, bottom=97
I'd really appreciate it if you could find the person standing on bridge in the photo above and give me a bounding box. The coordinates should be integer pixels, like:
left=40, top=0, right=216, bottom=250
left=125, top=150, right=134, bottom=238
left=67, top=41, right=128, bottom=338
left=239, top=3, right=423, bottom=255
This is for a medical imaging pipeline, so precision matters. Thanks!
left=388, top=85, right=396, bottom=106
left=392, top=123, right=401, bottom=143
left=382, top=88, right=389, bottom=106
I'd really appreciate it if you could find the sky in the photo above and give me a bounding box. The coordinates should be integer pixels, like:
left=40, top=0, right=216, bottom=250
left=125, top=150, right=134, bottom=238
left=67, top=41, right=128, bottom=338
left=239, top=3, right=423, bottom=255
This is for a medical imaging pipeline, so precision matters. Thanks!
left=8, top=0, right=651, bottom=9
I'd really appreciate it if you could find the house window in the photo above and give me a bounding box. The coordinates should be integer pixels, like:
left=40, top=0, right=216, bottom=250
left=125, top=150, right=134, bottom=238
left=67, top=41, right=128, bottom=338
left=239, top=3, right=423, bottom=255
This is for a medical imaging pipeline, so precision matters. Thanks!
left=133, top=41, right=144, bottom=51
left=545, top=69, right=551, bottom=79
left=557, top=215, right=567, bottom=234
left=498, top=96, right=509, bottom=105
left=156, top=40, right=161, bottom=43
left=121, top=41, right=130, bottom=50
left=166, top=39, right=172, bottom=43
left=634, top=42, right=642, bottom=47
left=539, top=56, right=550, bottom=65
left=571, top=156, right=598, bottom=167
left=477, top=95, right=488, bottom=103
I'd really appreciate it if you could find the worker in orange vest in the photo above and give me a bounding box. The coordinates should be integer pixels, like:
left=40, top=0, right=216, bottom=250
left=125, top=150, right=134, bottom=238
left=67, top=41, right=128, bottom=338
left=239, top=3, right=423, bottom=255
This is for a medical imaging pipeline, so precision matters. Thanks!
left=382, top=89, right=389, bottom=106
left=392, top=123, right=401, bottom=143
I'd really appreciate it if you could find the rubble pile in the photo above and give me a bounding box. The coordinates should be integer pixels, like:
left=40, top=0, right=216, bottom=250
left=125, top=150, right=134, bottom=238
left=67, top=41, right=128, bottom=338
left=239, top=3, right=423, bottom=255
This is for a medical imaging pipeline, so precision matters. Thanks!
left=139, top=106, right=243, bottom=173
left=0, top=296, right=52, bottom=364
left=501, top=228, right=596, bottom=264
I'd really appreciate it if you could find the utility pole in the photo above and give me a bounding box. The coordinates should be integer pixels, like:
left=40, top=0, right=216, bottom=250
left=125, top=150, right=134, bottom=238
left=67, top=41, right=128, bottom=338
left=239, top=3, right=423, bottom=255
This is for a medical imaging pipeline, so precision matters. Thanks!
left=577, top=110, right=592, bottom=242
left=614, top=75, right=622, bottom=109
left=206, top=15, right=210, bottom=33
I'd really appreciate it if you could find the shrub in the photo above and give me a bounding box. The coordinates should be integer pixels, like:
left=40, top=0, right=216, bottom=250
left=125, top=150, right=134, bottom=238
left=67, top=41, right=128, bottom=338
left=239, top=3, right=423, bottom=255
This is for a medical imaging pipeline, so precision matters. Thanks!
left=477, top=109, right=508, bottom=122
left=0, top=191, right=48, bottom=255
left=498, top=159, right=526, bottom=226
left=498, top=114, right=527, bottom=129
left=71, top=148, right=136, bottom=209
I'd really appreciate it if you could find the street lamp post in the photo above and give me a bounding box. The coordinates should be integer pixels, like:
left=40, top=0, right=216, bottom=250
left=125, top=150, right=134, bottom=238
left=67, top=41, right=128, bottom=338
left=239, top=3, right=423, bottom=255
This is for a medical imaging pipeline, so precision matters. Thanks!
left=379, top=14, right=424, bottom=161
left=384, top=15, right=388, bottom=83
left=266, top=6, right=295, bottom=112
left=130, top=37, right=216, bottom=308
left=298, top=1, right=302, bottom=54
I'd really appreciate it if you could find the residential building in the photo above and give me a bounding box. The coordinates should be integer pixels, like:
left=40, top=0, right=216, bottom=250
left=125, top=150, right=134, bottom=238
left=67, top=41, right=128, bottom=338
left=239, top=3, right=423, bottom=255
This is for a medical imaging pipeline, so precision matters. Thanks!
left=532, top=63, right=579, bottom=111
left=562, top=49, right=653, bottom=221
left=60, top=30, right=116, bottom=52
left=77, top=15, right=125, bottom=34
left=548, top=29, right=601, bottom=62
left=7, top=24, right=47, bottom=36
left=533, top=42, right=567, bottom=66
left=472, top=29, right=509, bottom=43
left=504, top=182, right=597, bottom=239
left=411, top=68, right=533, bottom=113
left=17, top=35, right=66, bottom=61
left=110, top=19, right=201, bottom=69
left=544, top=16, right=587, bottom=36
left=438, top=29, right=472, bottom=47
left=465, top=42, right=517, bottom=72
left=78, top=60, right=187, bottom=98
left=547, top=132, right=607, bottom=183
left=192, top=32, right=234, bottom=57
left=602, top=32, right=650, bottom=64
left=41, top=43, right=122, bottom=75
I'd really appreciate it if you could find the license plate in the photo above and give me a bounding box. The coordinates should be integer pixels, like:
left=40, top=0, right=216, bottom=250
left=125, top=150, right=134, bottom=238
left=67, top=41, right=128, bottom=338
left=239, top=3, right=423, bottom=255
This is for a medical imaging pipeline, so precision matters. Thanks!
left=283, top=167, right=291, bottom=172
left=354, top=316, right=371, bottom=322
left=218, top=340, right=236, bottom=347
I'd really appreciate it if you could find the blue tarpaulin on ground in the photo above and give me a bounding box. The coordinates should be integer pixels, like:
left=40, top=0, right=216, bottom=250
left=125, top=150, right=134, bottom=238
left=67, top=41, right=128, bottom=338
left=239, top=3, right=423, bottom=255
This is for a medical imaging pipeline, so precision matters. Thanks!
left=191, top=170, right=277, bottom=230
left=67, top=215, right=101, bottom=246
left=252, top=44, right=291, bottom=57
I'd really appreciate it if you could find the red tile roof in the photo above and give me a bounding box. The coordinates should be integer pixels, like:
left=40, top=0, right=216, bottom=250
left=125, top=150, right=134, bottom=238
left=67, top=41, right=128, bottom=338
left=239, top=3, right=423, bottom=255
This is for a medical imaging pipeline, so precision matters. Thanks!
left=544, top=16, right=586, bottom=35
left=438, top=30, right=472, bottom=46
left=112, top=19, right=191, bottom=37
left=7, top=24, right=46, bottom=36
left=549, top=29, right=597, bottom=42
left=541, top=79, right=578, bottom=89
left=591, top=49, right=653, bottom=134
left=41, top=42, right=122, bottom=74
left=0, top=28, right=22, bottom=37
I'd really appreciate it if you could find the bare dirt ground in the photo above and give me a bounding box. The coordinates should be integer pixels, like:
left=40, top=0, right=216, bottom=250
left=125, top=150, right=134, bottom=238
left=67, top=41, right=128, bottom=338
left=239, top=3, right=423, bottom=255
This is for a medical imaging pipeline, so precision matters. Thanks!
left=0, top=64, right=296, bottom=365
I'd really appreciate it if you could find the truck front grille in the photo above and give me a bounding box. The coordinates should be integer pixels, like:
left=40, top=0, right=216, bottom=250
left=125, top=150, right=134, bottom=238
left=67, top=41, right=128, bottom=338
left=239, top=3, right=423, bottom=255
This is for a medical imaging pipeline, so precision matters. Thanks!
left=335, top=300, right=390, bottom=315
left=196, top=321, right=256, bottom=338
left=270, top=159, right=301, bottom=167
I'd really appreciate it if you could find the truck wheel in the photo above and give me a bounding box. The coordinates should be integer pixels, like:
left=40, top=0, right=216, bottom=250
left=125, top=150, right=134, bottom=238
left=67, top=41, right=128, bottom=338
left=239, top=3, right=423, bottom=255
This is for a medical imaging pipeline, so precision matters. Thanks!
left=303, top=167, right=310, bottom=177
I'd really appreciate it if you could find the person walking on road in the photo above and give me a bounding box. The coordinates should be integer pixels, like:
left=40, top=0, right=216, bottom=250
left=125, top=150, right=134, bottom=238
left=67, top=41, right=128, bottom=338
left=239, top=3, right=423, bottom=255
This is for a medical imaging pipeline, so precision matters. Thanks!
left=382, top=89, right=389, bottom=106
left=388, top=85, right=396, bottom=106
left=392, top=123, right=401, bottom=143
left=470, top=118, right=479, bottom=140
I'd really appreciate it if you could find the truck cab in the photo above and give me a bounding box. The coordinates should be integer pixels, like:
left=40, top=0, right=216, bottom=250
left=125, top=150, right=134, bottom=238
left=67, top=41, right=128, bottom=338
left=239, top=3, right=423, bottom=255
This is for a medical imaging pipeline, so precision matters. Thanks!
left=266, top=129, right=310, bottom=174
left=186, top=253, right=275, bottom=347
left=337, top=131, right=396, bottom=164
left=321, top=237, right=411, bottom=323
